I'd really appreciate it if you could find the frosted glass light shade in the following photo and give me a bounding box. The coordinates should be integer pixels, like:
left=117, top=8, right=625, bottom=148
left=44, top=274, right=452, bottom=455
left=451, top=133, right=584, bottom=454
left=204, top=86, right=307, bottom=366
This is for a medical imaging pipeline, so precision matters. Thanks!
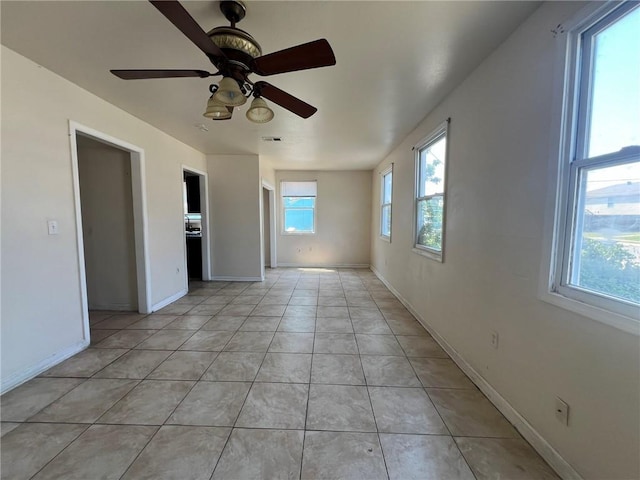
left=203, top=95, right=232, bottom=119
left=212, top=77, right=247, bottom=106
left=246, top=96, right=274, bottom=123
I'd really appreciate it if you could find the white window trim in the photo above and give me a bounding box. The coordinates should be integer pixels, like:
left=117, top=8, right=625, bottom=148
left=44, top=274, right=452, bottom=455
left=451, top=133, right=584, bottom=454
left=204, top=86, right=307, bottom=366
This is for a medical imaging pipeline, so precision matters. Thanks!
left=380, top=165, right=393, bottom=242
left=540, top=1, right=640, bottom=335
left=280, top=180, right=317, bottom=235
left=412, top=120, right=449, bottom=262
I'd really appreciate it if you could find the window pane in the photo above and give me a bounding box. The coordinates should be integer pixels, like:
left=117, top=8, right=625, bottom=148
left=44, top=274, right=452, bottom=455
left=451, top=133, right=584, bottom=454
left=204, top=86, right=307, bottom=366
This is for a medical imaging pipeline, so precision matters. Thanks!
left=570, top=161, right=640, bottom=303
left=586, top=5, right=640, bottom=158
left=419, top=135, right=446, bottom=197
left=381, top=205, right=391, bottom=237
left=416, top=195, right=444, bottom=251
left=284, top=197, right=315, bottom=208
left=383, top=172, right=392, bottom=204
left=284, top=208, right=314, bottom=232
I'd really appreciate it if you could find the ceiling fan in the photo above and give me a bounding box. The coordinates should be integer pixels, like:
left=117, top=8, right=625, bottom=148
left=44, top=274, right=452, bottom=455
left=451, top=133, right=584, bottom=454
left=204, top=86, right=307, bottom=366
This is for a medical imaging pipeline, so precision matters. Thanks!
left=111, top=0, right=336, bottom=123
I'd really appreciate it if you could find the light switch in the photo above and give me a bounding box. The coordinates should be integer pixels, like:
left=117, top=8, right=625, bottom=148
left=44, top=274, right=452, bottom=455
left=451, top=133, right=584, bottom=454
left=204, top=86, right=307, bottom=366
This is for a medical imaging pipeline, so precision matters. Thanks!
left=47, top=220, right=59, bottom=235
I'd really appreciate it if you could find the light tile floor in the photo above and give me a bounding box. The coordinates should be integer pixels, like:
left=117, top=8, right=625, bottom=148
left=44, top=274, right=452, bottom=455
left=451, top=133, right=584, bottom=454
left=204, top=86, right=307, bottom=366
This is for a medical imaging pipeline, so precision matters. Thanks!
left=1, top=268, right=560, bottom=480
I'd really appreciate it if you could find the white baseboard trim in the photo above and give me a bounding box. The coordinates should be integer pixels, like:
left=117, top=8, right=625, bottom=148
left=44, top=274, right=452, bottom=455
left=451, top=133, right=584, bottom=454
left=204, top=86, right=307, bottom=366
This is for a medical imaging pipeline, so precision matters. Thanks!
left=211, top=276, right=263, bottom=282
left=1, top=339, right=89, bottom=394
left=277, top=263, right=370, bottom=269
left=88, top=303, right=135, bottom=312
left=151, top=289, right=187, bottom=312
left=370, top=265, right=582, bottom=480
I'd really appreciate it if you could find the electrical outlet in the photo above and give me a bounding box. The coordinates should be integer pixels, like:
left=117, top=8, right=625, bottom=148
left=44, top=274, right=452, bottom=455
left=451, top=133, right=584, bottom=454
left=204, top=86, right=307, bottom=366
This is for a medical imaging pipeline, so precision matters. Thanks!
left=490, top=331, right=499, bottom=349
left=555, top=397, right=569, bottom=426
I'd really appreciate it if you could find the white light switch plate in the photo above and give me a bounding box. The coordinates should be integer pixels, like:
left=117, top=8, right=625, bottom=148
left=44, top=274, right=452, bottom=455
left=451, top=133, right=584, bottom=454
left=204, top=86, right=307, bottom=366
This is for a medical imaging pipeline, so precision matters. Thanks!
left=47, top=220, right=59, bottom=235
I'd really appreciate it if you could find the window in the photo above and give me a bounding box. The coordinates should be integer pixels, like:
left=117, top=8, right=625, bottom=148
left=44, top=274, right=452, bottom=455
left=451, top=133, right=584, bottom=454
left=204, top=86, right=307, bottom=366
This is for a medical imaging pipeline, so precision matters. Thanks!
left=553, top=2, right=640, bottom=319
left=414, top=121, right=449, bottom=260
left=281, top=181, right=317, bottom=234
left=380, top=166, right=393, bottom=239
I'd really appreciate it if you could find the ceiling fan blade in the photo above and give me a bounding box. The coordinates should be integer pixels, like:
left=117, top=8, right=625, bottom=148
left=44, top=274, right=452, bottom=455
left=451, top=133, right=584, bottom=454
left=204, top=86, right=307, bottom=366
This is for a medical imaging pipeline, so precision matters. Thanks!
left=149, top=0, right=226, bottom=62
left=255, top=81, right=317, bottom=118
left=252, top=39, right=336, bottom=76
left=111, top=69, right=213, bottom=80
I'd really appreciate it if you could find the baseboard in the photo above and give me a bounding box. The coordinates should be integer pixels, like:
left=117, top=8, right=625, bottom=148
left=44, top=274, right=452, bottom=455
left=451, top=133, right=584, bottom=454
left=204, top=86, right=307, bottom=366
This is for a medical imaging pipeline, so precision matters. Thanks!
left=210, top=276, right=263, bottom=282
left=88, top=303, right=135, bottom=312
left=151, top=288, right=187, bottom=312
left=277, top=263, right=370, bottom=269
left=1, top=339, right=89, bottom=395
left=370, top=265, right=582, bottom=480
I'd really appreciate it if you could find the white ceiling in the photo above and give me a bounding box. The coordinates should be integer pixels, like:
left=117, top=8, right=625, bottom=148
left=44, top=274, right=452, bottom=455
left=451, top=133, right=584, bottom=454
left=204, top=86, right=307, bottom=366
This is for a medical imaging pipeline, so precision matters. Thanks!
left=1, top=1, right=539, bottom=170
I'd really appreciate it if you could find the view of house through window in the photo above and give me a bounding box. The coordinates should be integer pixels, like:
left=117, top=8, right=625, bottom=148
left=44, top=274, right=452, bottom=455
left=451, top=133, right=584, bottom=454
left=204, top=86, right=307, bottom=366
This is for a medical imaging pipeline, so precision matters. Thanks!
left=415, top=123, right=448, bottom=258
left=556, top=3, right=639, bottom=312
left=281, top=181, right=317, bottom=234
left=381, top=167, right=392, bottom=238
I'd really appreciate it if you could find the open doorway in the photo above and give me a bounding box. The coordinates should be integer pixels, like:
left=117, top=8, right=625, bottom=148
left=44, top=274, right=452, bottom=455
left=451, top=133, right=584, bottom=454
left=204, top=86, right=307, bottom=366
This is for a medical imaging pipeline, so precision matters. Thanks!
left=261, top=181, right=277, bottom=278
left=77, top=135, right=138, bottom=310
left=182, top=166, right=211, bottom=288
left=69, top=122, right=151, bottom=345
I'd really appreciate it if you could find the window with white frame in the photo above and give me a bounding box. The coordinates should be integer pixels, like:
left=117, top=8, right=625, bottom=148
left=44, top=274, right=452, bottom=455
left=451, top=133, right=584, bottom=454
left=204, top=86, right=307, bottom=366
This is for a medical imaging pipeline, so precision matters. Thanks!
left=414, top=121, right=448, bottom=259
left=553, top=2, right=640, bottom=319
left=380, top=166, right=393, bottom=239
left=281, top=181, right=317, bottom=234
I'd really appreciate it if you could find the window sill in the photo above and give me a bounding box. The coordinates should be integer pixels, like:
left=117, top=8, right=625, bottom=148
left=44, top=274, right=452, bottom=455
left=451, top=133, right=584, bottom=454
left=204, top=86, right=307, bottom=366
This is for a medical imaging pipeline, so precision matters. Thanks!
left=379, top=235, right=391, bottom=243
left=281, top=231, right=315, bottom=236
left=412, top=246, right=443, bottom=262
left=539, top=289, right=639, bottom=335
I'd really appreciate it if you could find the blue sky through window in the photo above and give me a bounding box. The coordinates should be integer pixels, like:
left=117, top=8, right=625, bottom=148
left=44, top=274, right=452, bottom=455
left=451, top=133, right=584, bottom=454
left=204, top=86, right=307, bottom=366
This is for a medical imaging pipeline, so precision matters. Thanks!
left=284, top=197, right=315, bottom=233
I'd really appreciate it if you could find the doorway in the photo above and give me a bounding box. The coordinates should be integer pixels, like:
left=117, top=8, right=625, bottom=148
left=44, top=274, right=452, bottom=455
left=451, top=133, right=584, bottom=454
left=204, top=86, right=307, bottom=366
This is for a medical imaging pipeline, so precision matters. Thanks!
left=261, top=181, right=277, bottom=278
left=70, top=122, right=151, bottom=344
left=263, top=187, right=271, bottom=268
left=77, top=135, right=138, bottom=311
left=182, top=166, right=211, bottom=288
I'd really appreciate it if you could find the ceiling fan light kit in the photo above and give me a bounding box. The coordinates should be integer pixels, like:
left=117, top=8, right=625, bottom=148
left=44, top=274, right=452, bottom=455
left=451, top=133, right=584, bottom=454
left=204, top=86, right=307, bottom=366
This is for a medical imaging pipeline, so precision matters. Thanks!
left=111, top=0, right=336, bottom=124
left=212, top=76, right=248, bottom=107
left=203, top=95, right=233, bottom=119
left=246, top=96, right=275, bottom=123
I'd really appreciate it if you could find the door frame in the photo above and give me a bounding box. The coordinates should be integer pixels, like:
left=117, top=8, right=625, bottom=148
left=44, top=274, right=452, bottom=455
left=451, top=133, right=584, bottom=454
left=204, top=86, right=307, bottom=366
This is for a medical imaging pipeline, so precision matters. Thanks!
left=69, top=121, right=152, bottom=343
left=181, top=165, right=212, bottom=288
left=261, top=179, right=277, bottom=279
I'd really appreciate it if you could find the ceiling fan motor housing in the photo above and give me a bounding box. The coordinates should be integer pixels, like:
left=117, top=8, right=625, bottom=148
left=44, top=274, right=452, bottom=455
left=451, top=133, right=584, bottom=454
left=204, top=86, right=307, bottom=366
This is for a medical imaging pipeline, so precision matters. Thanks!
left=208, top=0, right=261, bottom=73
left=207, top=26, right=262, bottom=71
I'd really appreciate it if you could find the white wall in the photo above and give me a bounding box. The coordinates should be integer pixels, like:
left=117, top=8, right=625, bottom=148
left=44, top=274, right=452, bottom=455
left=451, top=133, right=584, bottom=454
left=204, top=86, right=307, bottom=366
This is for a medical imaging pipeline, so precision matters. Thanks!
left=207, top=154, right=262, bottom=280
left=369, top=3, right=639, bottom=479
left=1, top=46, right=207, bottom=391
left=277, top=170, right=371, bottom=267
left=259, top=156, right=276, bottom=188
left=78, top=137, right=137, bottom=310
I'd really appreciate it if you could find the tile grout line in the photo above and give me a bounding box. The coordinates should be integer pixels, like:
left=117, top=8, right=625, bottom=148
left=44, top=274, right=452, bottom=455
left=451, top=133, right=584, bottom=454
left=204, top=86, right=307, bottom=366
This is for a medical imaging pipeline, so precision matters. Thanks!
left=208, top=278, right=283, bottom=479
left=364, top=270, right=479, bottom=480
left=200, top=279, right=268, bottom=480
left=297, top=278, right=319, bottom=480
left=360, top=276, right=392, bottom=480
left=109, top=289, right=228, bottom=480
left=451, top=436, right=481, bottom=480
left=116, top=281, right=246, bottom=480
left=26, top=423, right=92, bottom=480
